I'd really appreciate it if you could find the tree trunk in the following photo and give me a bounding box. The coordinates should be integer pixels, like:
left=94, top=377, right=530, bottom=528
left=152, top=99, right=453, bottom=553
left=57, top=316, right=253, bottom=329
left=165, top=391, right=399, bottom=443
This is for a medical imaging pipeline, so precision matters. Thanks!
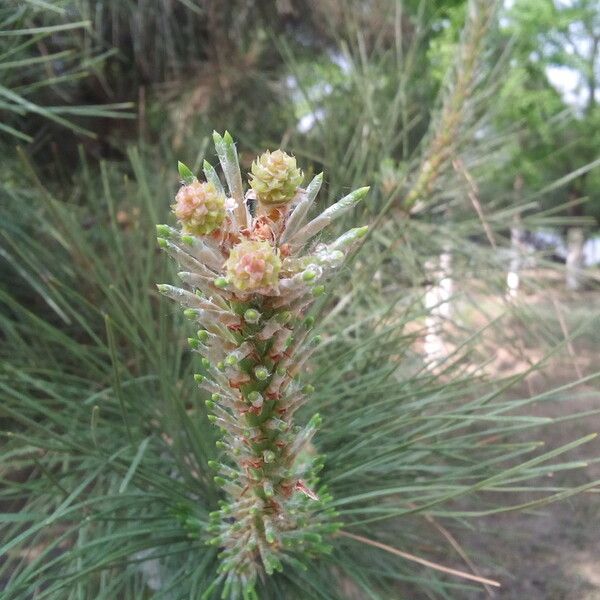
left=566, top=227, right=585, bottom=291
left=507, top=176, right=524, bottom=299
left=507, top=215, right=523, bottom=299
left=424, top=248, right=453, bottom=367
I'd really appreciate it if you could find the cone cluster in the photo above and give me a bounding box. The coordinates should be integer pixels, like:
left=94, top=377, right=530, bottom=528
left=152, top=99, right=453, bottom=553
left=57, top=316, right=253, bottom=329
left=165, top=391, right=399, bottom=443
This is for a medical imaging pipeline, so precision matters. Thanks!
left=173, top=180, right=226, bottom=235
left=249, top=149, right=304, bottom=205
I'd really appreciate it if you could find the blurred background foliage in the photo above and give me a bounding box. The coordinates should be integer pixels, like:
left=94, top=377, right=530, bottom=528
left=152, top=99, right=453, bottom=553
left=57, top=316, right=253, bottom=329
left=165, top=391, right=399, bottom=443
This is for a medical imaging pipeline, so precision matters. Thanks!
left=1, top=1, right=599, bottom=599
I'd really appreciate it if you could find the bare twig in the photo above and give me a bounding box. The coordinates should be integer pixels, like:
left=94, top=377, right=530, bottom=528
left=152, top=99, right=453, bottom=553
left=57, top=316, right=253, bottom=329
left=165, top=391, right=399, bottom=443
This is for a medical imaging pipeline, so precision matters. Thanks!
left=453, top=157, right=497, bottom=249
left=418, top=508, right=496, bottom=597
left=338, top=530, right=501, bottom=589
left=550, top=295, right=583, bottom=379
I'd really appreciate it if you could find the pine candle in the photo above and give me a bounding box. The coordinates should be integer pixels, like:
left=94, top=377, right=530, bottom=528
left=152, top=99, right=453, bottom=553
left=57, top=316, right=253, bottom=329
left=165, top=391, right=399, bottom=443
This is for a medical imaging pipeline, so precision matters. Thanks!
left=157, top=132, right=368, bottom=598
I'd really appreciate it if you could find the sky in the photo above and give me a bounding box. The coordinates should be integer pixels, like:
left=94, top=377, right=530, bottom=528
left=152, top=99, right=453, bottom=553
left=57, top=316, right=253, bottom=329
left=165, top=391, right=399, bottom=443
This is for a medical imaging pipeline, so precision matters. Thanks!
left=506, top=0, right=599, bottom=112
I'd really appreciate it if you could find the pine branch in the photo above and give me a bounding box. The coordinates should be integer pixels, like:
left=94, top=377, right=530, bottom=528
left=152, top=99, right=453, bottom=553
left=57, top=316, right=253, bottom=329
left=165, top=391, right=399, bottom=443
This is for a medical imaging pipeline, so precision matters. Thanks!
left=157, top=136, right=369, bottom=595
left=400, top=0, right=498, bottom=212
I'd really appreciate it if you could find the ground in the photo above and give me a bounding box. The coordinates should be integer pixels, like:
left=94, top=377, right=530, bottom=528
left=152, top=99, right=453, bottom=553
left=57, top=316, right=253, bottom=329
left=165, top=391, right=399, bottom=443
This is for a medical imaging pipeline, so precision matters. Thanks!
left=460, top=288, right=600, bottom=600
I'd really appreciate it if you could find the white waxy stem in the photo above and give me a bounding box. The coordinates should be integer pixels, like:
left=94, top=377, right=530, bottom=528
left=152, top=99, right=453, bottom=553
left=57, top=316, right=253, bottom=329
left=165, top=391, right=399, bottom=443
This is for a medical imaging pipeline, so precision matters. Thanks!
left=289, top=186, right=369, bottom=249
left=212, top=416, right=245, bottom=435
left=157, top=285, right=229, bottom=316
left=328, top=226, right=369, bottom=252
left=181, top=237, right=224, bottom=270
left=210, top=404, right=235, bottom=424
left=265, top=369, right=287, bottom=397
left=228, top=371, right=252, bottom=387
left=225, top=342, right=253, bottom=365
left=201, top=345, right=226, bottom=366
left=281, top=394, right=308, bottom=417
left=270, top=268, right=322, bottom=308
left=264, top=418, right=287, bottom=432
left=202, top=159, right=226, bottom=198
left=213, top=131, right=246, bottom=228
left=282, top=266, right=322, bottom=289
left=208, top=366, right=237, bottom=390
left=280, top=172, right=323, bottom=243
left=313, top=249, right=344, bottom=270
left=187, top=307, right=241, bottom=330
left=288, top=344, right=319, bottom=376
left=176, top=271, right=223, bottom=298
left=268, top=328, right=292, bottom=359
left=272, top=326, right=312, bottom=374
left=270, top=288, right=310, bottom=309
left=288, top=421, right=319, bottom=456
left=163, top=240, right=219, bottom=279
left=287, top=294, right=314, bottom=315
left=221, top=481, right=244, bottom=497
left=199, top=378, right=230, bottom=398
left=256, top=316, right=285, bottom=341
left=213, top=322, right=239, bottom=344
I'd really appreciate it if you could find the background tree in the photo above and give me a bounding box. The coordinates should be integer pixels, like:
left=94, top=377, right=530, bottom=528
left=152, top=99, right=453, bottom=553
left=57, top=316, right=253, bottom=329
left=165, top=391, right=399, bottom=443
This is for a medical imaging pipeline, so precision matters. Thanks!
left=497, top=0, right=600, bottom=289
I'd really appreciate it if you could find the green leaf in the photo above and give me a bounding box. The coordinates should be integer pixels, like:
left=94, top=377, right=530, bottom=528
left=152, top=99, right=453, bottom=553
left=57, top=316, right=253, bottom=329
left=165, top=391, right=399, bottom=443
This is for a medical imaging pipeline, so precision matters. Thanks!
left=177, top=161, right=196, bottom=184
